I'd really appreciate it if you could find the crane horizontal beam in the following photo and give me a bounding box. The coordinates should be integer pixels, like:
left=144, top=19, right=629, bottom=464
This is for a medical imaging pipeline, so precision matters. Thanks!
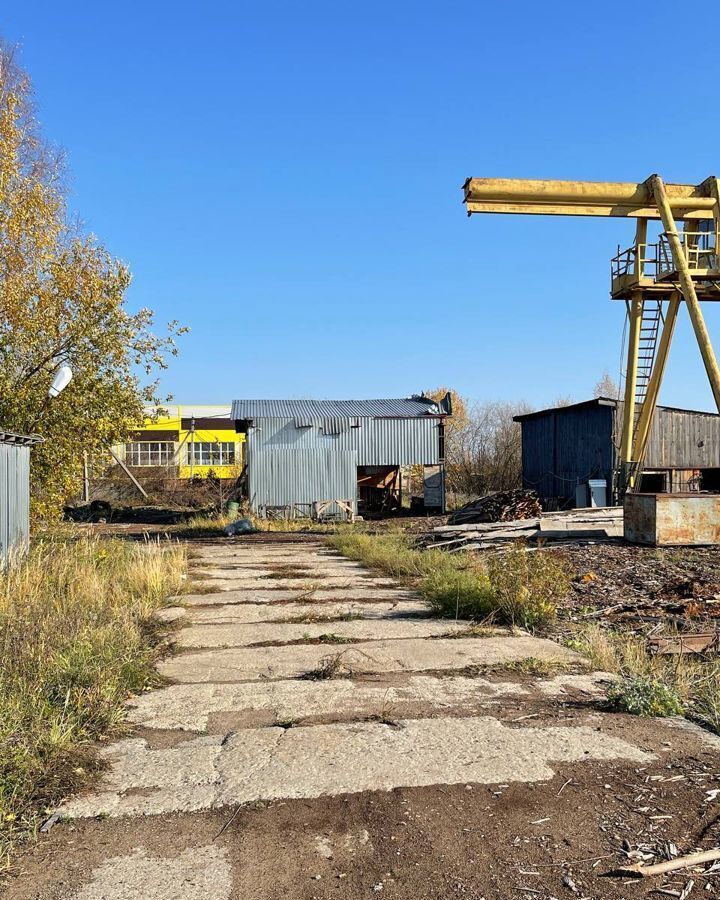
left=463, top=177, right=718, bottom=219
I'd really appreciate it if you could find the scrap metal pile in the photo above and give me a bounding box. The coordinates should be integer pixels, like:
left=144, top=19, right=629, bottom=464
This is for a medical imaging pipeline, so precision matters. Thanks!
left=447, top=489, right=542, bottom=526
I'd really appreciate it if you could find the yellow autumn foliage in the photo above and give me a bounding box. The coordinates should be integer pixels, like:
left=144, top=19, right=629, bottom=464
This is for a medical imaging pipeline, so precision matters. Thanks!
left=0, top=44, right=185, bottom=519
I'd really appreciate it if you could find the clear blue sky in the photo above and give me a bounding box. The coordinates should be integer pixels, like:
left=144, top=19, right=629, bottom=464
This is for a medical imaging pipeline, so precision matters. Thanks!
left=5, top=1, right=720, bottom=410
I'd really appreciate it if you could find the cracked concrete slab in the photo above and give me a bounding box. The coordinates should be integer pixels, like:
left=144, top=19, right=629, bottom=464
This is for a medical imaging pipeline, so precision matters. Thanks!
left=59, top=716, right=652, bottom=819
left=190, top=574, right=399, bottom=591
left=191, top=556, right=365, bottom=570
left=70, top=845, right=232, bottom=900
left=127, top=674, right=530, bottom=731
left=174, top=618, right=468, bottom=648
left=157, top=599, right=431, bottom=624
left=180, top=586, right=421, bottom=605
left=190, top=562, right=367, bottom=580
left=158, top=634, right=580, bottom=682
left=191, top=549, right=342, bottom=562
left=538, top=672, right=615, bottom=696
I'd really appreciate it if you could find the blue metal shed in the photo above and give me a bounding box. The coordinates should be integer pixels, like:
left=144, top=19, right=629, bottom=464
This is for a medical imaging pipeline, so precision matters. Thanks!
left=232, top=395, right=451, bottom=517
left=0, top=431, right=42, bottom=567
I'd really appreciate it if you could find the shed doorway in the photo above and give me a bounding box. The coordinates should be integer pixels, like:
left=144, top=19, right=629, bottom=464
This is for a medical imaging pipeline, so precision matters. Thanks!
left=357, top=466, right=401, bottom=514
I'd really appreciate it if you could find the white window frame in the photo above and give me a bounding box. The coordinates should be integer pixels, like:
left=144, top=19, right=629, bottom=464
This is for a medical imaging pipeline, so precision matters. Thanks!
left=186, top=441, right=237, bottom=467
left=125, top=441, right=175, bottom=467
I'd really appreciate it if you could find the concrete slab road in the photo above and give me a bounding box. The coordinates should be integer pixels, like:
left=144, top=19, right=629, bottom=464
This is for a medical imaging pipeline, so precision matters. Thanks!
left=7, top=539, right=720, bottom=900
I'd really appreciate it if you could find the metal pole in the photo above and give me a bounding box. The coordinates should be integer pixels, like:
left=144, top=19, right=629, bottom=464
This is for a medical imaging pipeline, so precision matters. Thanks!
left=107, top=445, right=148, bottom=499
left=634, top=218, right=648, bottom=277
left=189, top=417, right=195, bottom=480
left=82, top=452, right=90, bottom=502
left=620, top=293, right=643, bottom=466
left=171, top=430, right=191, bottom=466
left=631, top=293, right=681, bottom=463
left=650, top=174, right=720, bottom=411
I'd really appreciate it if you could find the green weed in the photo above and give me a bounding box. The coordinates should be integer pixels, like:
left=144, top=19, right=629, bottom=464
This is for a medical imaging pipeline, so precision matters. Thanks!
left=571, top=624, right=720, bottom=729
left=606, top=676, right=684, bottom=717
left=328, top=533, right=566, bottom=630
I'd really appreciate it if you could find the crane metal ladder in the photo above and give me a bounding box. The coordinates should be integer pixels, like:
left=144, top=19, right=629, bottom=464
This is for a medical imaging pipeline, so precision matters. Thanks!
left=634, top=299, right=663, bottom=417
left=625, top=298, right=663, bottom=491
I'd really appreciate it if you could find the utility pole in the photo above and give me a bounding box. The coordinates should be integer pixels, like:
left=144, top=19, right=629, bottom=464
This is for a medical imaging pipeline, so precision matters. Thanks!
left=82, top=452, right=90, bottom=502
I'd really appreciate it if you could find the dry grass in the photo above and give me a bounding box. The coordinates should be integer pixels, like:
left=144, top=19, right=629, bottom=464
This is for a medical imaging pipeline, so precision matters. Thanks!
left=0, top=535, right=186, bottom=867
left=170, top=512, right=342, bottom=538
left=167, top=512, right=236, bottom=538
left=328, top=533, right=567, bottom=630
left=300, top=651, right=353, bottom=680
left=329, top=533, right=449, bottom=580
left=569, top=624, right=720, bottom=728
left=272, top=612, right=363, bottom=624
left=485, top=544, right=567, bottom=630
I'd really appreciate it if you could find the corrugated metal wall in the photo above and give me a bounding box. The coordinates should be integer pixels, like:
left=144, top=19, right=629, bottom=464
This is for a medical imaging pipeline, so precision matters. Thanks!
left=248, top=449, right=358, bottom=510
left=249, top=417, right=440, bottom=465
left=0, top=442, right=31, bottom=567
left=246, top=417, right=441, bottom=512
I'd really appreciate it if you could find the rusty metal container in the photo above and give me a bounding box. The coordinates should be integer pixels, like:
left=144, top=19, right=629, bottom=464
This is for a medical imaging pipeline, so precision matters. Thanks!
left=624, top=492, right=720, bottom=546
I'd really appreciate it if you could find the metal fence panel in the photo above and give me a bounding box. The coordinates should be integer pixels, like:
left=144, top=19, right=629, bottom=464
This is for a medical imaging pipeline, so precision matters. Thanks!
left=0, top=442, right=31, bottom=567
left=248, top=449, right=358, bottom=512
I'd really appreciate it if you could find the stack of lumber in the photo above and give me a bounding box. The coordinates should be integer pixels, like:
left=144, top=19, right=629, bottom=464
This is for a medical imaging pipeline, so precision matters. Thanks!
left=421, top=506, right=624, bottom=552
left=448, top=490, right=542, bottom=526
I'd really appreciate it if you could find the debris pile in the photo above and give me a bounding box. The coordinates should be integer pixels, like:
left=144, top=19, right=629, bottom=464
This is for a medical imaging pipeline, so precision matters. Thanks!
left=63, top=502, right=203, bottom=525
left=420, top=507, right=623, bottom=552
left=448, top=489, right=542, bottom=526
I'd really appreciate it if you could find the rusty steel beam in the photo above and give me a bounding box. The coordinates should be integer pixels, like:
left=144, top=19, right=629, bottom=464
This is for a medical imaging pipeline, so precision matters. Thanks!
left=463, top=177, right=717, bottom=219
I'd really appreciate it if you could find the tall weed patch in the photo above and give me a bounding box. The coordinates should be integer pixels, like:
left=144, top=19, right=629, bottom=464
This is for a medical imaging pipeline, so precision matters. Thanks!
left=328, top=533, right=566, bottom=629
left=571, top=624, right=720, bottom=729
left=0, top=535, right=185, bottom=865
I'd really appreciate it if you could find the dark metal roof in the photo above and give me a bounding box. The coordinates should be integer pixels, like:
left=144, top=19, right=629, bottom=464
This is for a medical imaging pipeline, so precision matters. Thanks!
left=0, top=431, right=44, bottom=446
left=232, top=396, right=446, bottom=420
left=514, top=397, right=720, bottom=423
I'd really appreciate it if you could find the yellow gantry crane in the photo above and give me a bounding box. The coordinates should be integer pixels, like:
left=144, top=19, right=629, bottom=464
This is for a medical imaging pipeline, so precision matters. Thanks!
left=462, top=175, right=720, bottom=494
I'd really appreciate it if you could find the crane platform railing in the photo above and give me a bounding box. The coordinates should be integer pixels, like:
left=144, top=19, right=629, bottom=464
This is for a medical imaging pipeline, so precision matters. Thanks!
left=611, top=243, right=659, bottom=281
left=657, top=230, right=719, bottom=279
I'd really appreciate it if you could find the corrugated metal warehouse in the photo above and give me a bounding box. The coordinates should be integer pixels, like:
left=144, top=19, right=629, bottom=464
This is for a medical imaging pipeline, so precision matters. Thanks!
left=0, top=431, right=41, bottom=567
left=231, top=396, right=451, bottom=517
left=514, top=398, right=720, bottom=509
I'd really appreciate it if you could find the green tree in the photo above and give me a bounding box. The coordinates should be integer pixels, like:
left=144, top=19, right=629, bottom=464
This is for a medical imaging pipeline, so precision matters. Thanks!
left=0, top=43, right=185, bottom=518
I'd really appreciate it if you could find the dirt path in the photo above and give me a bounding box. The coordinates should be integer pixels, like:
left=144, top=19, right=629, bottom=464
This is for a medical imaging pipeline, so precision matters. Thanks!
left=6, top=540, right=720, bottom=899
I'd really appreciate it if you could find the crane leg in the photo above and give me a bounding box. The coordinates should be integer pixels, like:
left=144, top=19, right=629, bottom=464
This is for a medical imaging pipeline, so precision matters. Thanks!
left=631, top=293, right=681, bottom=466
left=620, top=294, right=643, bottom=489
left=650, top=174, right=720, bottom=412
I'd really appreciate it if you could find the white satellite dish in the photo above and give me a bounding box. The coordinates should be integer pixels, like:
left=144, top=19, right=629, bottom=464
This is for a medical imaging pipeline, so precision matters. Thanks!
left=48, top=364, right=73, bottom=398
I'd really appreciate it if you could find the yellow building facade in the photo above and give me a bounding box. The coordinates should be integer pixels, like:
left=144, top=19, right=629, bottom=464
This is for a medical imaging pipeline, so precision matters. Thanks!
left=117, top=404, right=244, bottom=479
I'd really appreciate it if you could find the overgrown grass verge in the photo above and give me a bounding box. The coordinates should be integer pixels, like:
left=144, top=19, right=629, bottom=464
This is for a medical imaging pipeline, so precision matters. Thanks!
left=0, top=536, right=186, bottom=867
left=569, top=624, right=720, bottom=729
left=168, top=512, right=236, bottom=538
left=170, top=512, right=343, bottom=538
left=327, top=533, right=569, bottom=630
